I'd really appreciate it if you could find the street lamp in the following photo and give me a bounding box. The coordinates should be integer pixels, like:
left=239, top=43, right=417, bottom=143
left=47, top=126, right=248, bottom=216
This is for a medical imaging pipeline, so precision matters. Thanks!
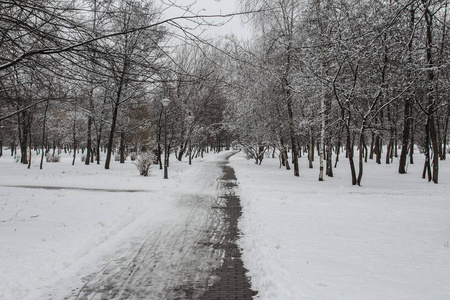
left=161, top=98, right=171, bottom=179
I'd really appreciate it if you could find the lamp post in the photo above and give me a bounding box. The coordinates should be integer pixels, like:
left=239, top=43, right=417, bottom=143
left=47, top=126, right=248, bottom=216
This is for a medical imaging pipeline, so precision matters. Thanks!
left=161, top=98, right=171, bottom=179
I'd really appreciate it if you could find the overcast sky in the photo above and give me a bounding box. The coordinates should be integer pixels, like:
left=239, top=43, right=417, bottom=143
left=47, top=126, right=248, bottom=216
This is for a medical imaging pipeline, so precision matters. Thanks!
left=159, top=0, right=251, bottom=40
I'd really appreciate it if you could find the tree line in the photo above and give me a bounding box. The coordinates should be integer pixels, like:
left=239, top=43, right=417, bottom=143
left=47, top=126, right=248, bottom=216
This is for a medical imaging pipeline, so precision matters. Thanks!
left=0, top=0, right=233, bottom=171
left=225, top=0, right=449, bottom=185
left=0, top=0, right=449, bottom=185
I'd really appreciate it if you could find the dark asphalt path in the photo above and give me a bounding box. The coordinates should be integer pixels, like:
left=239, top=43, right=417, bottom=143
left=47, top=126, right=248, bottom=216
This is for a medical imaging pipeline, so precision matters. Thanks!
left=200, top=155, right=257, bottom=300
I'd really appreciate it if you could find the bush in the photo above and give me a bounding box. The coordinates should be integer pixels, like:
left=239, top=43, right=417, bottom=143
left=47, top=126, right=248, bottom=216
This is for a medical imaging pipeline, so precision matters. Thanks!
left=129, top=152, right=137, bottom=161
left=135, top=152, right=155, bottom=176
left=114, top=153, right=121, bottom=161
left=81, top=154, right=86, bottom=162
left=46, top=154, right=60, bottom=162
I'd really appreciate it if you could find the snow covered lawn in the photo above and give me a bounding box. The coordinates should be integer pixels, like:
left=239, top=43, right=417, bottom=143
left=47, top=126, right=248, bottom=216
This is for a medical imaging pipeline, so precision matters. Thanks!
left=0, top=151, right=222, bottom=300
left=231, top=152, right=450, bottom=299
left=1, top=149, right=450, bottom=300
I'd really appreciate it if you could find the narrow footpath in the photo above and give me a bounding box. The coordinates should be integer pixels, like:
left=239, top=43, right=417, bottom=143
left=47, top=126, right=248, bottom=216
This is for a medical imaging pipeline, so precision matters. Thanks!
left=58, top=152, right=256, bottom=300
left=200, top=154, right=257, bottom=299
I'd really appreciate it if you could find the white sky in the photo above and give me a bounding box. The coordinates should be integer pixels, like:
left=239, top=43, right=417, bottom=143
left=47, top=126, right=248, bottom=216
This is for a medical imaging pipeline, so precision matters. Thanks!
left=159, top=0, right=252, bottom=40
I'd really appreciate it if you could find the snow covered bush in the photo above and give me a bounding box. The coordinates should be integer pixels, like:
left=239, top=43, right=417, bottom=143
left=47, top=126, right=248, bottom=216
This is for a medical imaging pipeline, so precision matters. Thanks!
left=241, top=144, right=266, bottom=165
left=135, top=152, right=155, bottom=176
left=129, top=152, right=137, bottom=161
left=46, top=154, right=60, bottom=162
left=114, top=153, right=121, bottom=161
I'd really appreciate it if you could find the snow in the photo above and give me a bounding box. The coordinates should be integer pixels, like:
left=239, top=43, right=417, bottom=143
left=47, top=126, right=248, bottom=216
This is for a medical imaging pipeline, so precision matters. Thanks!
left=230, top=151, right=450, bottom=299
left=0, top=151, right=222, bottom=299
left=1, top=148, right=450, bottom=299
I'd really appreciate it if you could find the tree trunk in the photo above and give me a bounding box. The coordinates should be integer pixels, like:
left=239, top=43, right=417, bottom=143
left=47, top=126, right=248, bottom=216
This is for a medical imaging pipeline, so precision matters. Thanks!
left=283, top=33, right=299, bottom=176
left=277, top=135, right=290, bottom=170
left=326, top=143, right=333, bottom=177
left=443, top=126, right=448, bottom=161
left=96, top=133, right=102, bottom=165
left=319, top=92, right=325, bottom=181
left=189, top=139, right=193, bottom=165
left=72, top=113, right=77, bottom=166
left=442, top=92, right=449, bottom=160
left=325, top=93, right=333, bottom=177
left=86, top=117, right=92, bottom=165
left=369, top=134, right=375, bottom=160
left=85, top=88, right=93, bottom=165
left=423, top=119, right=432, bottom=181
left=399, top=96, right=411, bottom=173
left=177, top=139, right=188, bottom=162
left=119, top=131, right=125, bottom=163
left=40, top=101, right=49, bottom=169
left=85, top=1, right=99, bottom=165
left=18, top=111, right=31, bottom=165
left=346, top=124, right=357, bottom=185
left=309, top=124, right=314, bottom=168
left=410, top=122, right=415, bottom=164
left=423, top=1, right=439, bottom=183
left=334, top=140, right=341, bottom=168
left=363, top=139, right=368, bottom=163
left=287, top=95, right=299, bottom=176
left=429, top=113, right=439, bottom=183
left=357, top=126, right=365, bottom=186
left=27, top=129, right=32, bottom=169
left=375, top=135, right=381, bottom=164
left=438, top=2, right=448, bottom=160
left=386, top=130, right=393, bottom=165
left=105, top=84, right=122, bottom=169
left=158, top=141, right=162, bottom=169
left=436, top=118, right=443, bottom=160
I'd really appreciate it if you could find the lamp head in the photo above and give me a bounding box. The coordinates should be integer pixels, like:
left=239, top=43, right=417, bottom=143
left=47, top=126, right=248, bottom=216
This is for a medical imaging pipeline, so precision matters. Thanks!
left=161, top=98, right=171, bottom=107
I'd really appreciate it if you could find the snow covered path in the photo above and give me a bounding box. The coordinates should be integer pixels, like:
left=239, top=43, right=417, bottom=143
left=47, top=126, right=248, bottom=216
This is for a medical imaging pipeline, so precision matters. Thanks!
left=63, top=191, right=224, bottom=300
left=0, top=151, right=231, bottom=300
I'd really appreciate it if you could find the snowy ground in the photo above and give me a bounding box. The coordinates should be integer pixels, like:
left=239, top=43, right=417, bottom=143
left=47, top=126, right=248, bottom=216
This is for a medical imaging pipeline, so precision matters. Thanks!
left=231, top=150, right=450, bottom=300
left=0, top=150, right=225, bottom=300
left=1, top=148, right=450, bottom=300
